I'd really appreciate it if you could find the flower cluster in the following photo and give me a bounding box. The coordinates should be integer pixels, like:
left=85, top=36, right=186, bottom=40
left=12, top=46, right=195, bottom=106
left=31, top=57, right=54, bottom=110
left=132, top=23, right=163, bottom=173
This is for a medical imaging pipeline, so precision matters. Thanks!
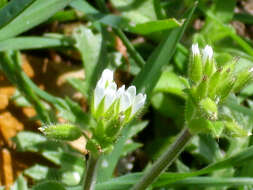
left=186, top=44, right=253, bottom=137
left=92, top=69, right=146, bottom=124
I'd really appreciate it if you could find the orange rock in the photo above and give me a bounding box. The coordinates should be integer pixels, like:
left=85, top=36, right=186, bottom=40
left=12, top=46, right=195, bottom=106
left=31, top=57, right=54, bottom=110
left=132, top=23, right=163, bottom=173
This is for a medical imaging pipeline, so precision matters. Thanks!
left=68, top=136, right=88, bottom=154
left=1, top=148, right=13, bottom=190
left=0, top=112, right=23, bottom=146
left=22, top=55, right=35, bottom=78
left=0, top=87, right=15, bottom=99
left=0, top=94, right=8, bottom=110
left=22, top=107, right=36, bottom=118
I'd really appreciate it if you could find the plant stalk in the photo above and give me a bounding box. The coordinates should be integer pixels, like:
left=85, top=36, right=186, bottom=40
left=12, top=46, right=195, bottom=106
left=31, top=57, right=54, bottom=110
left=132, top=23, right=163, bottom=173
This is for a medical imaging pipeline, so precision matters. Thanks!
left=130, top=127, right=192, bottom=190
left=83, top=154, right=101, bottom=190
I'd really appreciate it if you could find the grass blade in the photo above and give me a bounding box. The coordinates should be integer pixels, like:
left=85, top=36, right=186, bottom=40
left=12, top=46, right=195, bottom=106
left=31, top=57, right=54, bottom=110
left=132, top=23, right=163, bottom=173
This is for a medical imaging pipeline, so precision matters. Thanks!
left=0, top=36, right=74, bottom=51
left=0, top=0, right=72, bottom=41
left=0, top=0, right=35, bottom=29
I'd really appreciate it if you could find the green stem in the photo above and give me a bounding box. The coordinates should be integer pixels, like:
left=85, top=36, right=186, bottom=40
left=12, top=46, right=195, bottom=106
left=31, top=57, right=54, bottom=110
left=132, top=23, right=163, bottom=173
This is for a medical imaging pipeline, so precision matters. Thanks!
left=113, top=28, right=145, bottom=67
left=83, top=154, right=101, bottom=190
left=95, top=0, right=146, bottom=68
left=130, top=127, right=192, bottom=190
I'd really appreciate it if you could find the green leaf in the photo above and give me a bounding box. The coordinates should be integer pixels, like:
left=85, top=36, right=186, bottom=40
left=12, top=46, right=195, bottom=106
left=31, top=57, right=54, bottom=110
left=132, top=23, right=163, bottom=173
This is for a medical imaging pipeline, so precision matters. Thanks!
left=10, top=175, right=28, bottom=190
left=191, top=134, right=222, bottom=163
left=0, top=0, right=35, bottom=29
left=151, top=93, right=184, bottom=120
left=25, top=162, right=83, bottom=186
left=13, top=131, right=62, bottom=152
left=213, top=0, right=236, bottom=23
left=24, top=164, right=51, bottom=181
left=70, top=0, right=130, bottom=29
left=71, top=0, right=180, bottom=35
left=234, top=13, right=253, bottom=24
left=0, top=36, right=74, bottom=51
left=0, top=0, right=72, bottom=41
left=110, top=0, right=157, bottom=24
left=133, top=3, right=197, bottom=95
left=32, top=181, right=66, bottom=190
left=67, top=78, right=87, bottom=97
left=153, top=70, right=187, bottom=98
left=73, top=26, right=108, bottom=96
left=162, top=176, right=253, bottom=187
left=127, top=19, right=182, bottom=35
left=122, top=141, right=142, bottom=156
left=0, top=0, right=7, bottom=8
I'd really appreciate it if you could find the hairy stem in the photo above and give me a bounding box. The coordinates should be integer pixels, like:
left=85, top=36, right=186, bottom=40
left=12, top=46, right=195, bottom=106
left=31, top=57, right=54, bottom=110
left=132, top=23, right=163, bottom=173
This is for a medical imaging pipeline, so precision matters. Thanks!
left=130, top=127, right=192, bottom=190
left=83, top=154, right=101, bottom=190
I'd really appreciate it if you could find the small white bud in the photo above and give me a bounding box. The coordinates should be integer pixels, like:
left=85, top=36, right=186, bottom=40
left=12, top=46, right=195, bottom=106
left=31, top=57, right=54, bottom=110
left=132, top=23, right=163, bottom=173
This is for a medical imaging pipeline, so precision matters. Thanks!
left=192, top=44, right=200, bottom=56
left=203, top=45, right=213, bottom=61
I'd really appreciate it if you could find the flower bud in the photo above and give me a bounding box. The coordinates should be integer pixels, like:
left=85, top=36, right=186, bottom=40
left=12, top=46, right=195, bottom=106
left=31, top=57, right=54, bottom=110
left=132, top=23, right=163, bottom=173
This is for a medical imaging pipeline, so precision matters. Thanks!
left=189, top=44, right=203, bottom=83
left=224, top=121, right=251, bottom=137
left=233, top=68, right=253, bottom=92
left=208, top=68, right=222, bottom=99
left=202, top=45, right=216, bottom=77
left=216, top=77, right=236, bottom=102
left=39, top=124, right=82, bottom=141
left=195, top=75, right=208, bottom=101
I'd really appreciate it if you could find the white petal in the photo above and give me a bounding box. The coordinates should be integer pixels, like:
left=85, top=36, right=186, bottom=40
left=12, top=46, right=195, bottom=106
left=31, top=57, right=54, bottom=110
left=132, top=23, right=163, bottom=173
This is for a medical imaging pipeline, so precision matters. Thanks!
left=131, top=93, right=146, bottom=116
left=96, top=69, right=114, bottom=89
left=203, top=45, right=213, bottom=61
left=101, top=69, right=114, bottom=83
left=94, top=86, right=105, bottom=110
left=116, top=85, right=125, bottom=98
left=104, top=83, right=117, bottom=110
left=126, top=86, right=136, bottom=101
left=119, top=92, right=131, bottom=112
left=192, top=44, right=200, bottom=56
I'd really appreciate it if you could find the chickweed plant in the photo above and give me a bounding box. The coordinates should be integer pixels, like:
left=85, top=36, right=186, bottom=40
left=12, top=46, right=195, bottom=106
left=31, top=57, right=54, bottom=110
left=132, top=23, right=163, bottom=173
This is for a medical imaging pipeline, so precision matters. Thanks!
left=1, top=1, right=253, bottom=190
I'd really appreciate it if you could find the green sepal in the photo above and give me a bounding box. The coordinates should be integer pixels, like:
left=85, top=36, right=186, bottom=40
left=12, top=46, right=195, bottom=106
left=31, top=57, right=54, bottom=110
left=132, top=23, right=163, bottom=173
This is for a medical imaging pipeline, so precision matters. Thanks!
left=92, top=120, right=106, bottom=144
left=39, top=123, right=82, bottom=141
left=195, top=76, right=209, bottom=101
left=233, top=69, right=253, bottom=92
left=188, top=118, right=213, bottom=134
left=189, top=52, right=203, bottom=83
left=105, top=119, right=122, bottom=140
left=200, top=97, right=218, bottom=120
left=224, top=121, right=250, bottom=137
left=123, top=106, right=133, bottom=124
left=216, top=77, right=236, bottom=102
left=93, top=97, right=105, bottom=119
left=179, top=76, right=190, bottom=88
left=203, top=57, right=216, bottom=77
left=86, top=138, right=102, bottom=156
left=211, top=121, right=224, bottom=137
left=208, top=68, right=222, bottom=99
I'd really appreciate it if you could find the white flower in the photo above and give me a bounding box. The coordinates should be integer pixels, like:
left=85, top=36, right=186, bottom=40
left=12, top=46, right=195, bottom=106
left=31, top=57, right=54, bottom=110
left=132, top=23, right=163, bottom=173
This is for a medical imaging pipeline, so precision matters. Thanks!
left=118, top=85, right=146, bottom=120
left=93, top=69, right=117, bottom=115
left=192, top=44, right=200, bottom=56
left=202, top=45, right=213, bottom=62
left=93, top=69, right=146, bottom=122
